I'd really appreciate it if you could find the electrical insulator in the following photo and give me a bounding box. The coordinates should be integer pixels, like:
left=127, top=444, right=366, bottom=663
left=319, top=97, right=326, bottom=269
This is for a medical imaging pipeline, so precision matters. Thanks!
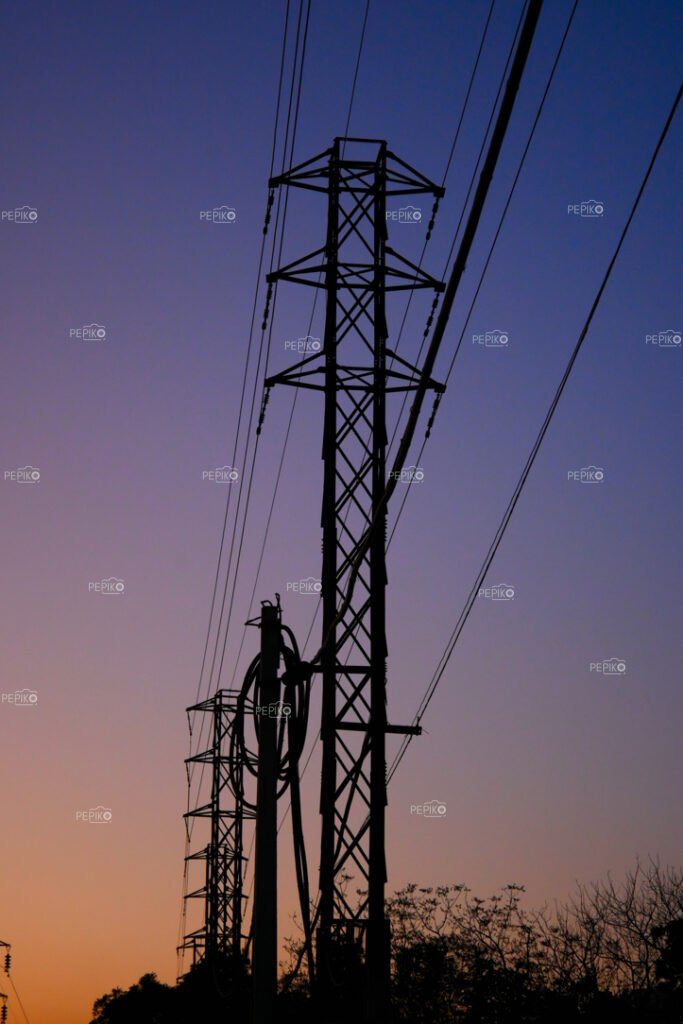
left=3, top=953, right=9, bottom=973
left=1, top=1003, right=7, bottom=1022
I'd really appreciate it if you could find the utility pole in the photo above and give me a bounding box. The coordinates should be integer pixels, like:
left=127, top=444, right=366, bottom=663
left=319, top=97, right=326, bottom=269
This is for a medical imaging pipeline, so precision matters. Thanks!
left=266, top=138, right=443, bottom=1021
left=252, top=601, right=281, bottom=1024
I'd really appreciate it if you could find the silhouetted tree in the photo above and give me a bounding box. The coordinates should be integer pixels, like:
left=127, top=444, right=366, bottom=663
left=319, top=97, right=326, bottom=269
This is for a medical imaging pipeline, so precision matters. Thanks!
left=654, top=919, right=683, bottom=989
left=90, top=861, right=683, bottom=1023
left=90, top=973, right=175, bottom=1023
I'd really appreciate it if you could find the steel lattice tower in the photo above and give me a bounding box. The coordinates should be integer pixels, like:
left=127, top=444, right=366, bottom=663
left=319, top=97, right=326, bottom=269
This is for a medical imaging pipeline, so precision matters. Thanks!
left=266, top=137, right=444, bottom=1020
left=180, top=689, right=252, bottom=970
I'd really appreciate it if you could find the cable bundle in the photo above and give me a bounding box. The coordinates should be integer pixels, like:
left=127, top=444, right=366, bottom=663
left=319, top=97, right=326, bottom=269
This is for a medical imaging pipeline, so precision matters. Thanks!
left=231, top=621, right=316, bottom=984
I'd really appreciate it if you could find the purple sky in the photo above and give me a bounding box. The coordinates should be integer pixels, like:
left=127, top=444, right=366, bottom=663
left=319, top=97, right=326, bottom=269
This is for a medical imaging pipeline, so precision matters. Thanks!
left=1, top=2, right=681, bottom=1021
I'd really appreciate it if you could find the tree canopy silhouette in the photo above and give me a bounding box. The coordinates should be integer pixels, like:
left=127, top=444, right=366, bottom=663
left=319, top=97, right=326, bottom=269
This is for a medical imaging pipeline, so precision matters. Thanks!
left=91, top=859, right=683, bottom=1023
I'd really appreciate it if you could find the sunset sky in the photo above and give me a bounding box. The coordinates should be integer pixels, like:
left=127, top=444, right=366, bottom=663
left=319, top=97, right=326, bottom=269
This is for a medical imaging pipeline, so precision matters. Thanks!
left=1, top=1, right=682, bottom=1021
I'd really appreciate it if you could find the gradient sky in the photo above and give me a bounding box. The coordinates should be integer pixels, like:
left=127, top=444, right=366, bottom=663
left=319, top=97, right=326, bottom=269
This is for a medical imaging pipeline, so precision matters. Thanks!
left=1, top=1, right=682, bottom=1021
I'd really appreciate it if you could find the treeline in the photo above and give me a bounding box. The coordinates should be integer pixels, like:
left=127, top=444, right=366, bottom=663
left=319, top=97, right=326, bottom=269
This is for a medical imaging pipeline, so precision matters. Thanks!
left=90, top=859, right=683, bottom=1023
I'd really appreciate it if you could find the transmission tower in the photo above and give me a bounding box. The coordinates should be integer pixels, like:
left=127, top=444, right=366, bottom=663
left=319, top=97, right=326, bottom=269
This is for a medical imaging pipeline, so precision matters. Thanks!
left=266, top=137, right=444, bottom=1021
left=0, top=940, right=9, bottom=1024
left=179, top=689, right=253, bottom=971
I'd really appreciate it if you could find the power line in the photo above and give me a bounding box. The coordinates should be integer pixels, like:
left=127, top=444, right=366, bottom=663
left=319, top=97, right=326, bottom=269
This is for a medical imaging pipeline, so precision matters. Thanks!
left=263, top=138, right=446, bottom=1018
left=192, top=0, right=296, bottom=707
left=242, top=0, right=569, bottom=991
left=243, top=5, right=543, bottom=972
left=180, top=0, right=314, bottom=977
left=236, top=0, right=378, bottom=909
left=277, top=3, right=555, bottom=952
left=343, top=0, right=371, bottom=138
left=6, top=975, right=30, bottom=1024
left=388, top=73, right=683, bottom=785
left=203, top=0, right=312, bottom=712
left=247, top=0, right=516, bottom=871
left=187, top=0, right=297, bottom=744
left=387, top=0, right=517, bottom=451
left=188, top=0, right=311, bottom=794
left=387, top=0, right=580, bottom=555
left=210, top=0, right=313, bottom=701
left=227, top=0, right=378, bottom=685
left=177, top=0, right=306, bottom=973
left=387, top=0, right=497, bottom=380
left=309, top=0, right=544, bottom=670
left=185, top=0, right=307, bottom=795
left=264, top=0, right=500, bottom=717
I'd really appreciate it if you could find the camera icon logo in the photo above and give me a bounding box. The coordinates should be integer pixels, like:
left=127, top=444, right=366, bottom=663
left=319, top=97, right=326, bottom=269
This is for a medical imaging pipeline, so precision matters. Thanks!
left=300, top=577, right=322, bottom=595
left=84, top=323, right=107, bottom=340
left=9, top=205, right=38, bottom=223
left=580, top=200, right=604, bottom=217
left=15, top=688, right=39, bottom=705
